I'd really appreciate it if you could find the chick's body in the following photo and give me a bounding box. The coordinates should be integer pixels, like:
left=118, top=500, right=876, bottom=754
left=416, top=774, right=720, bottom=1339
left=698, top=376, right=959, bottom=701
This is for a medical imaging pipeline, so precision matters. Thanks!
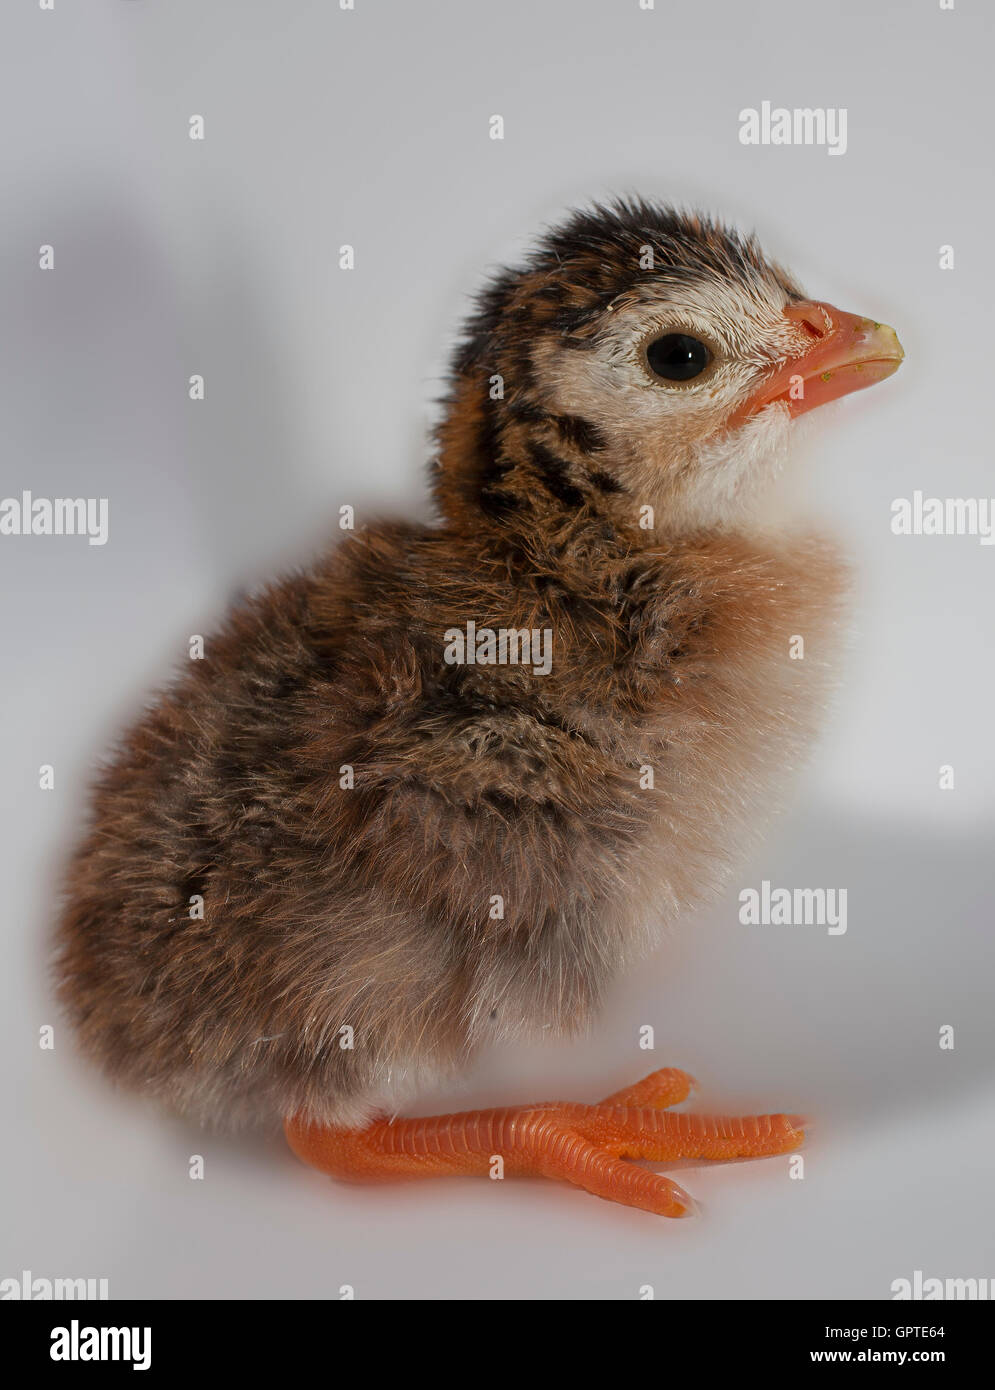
left=57, top=519, right=837, bottom=1131
left=56, top=202, right=896, bottom=1155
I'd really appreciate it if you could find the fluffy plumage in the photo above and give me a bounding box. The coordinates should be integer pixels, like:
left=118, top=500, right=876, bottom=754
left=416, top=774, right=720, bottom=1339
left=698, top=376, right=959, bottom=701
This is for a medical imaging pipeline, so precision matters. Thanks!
left=54, top=200, right=846, bottom=1130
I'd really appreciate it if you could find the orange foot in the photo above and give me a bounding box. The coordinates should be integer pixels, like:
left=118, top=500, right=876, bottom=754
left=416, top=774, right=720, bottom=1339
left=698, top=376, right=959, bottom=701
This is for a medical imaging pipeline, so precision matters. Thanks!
left=284, top=1069, right=805, bottom=1217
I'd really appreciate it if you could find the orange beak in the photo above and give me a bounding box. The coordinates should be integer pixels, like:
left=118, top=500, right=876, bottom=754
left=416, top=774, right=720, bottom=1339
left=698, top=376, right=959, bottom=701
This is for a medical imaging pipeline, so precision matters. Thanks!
left=740, top=299, right=904, bottom=420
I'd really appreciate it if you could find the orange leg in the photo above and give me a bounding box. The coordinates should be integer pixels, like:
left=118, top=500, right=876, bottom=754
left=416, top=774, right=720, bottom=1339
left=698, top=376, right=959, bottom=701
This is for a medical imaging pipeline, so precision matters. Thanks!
left=284, top=1068, right=805, bottom=1217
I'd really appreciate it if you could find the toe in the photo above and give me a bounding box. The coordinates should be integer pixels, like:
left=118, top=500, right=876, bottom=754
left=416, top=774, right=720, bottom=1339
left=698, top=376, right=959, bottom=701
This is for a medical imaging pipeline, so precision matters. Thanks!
left=599, top=1067, right=696, bottom=1109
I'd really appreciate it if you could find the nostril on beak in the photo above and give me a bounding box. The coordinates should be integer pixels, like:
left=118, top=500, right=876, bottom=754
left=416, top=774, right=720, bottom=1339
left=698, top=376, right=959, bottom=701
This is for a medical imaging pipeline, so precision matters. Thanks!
left=784, top=300, right=835, bottom=339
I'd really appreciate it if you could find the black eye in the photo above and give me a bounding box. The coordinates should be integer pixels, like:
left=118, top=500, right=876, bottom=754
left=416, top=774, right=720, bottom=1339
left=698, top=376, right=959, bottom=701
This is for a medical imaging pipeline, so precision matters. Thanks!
left=645, top=333, right=711, bottom=382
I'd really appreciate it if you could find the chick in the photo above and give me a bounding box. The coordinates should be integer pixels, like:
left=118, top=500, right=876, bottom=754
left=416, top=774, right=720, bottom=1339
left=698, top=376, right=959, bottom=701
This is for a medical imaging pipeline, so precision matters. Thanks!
left=55, top=200, right=903, bottom=1216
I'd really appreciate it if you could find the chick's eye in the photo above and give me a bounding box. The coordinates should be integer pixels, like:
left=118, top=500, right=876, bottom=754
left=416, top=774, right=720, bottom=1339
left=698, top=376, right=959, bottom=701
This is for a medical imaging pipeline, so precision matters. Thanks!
left=645, top=333, right=711, bottom=383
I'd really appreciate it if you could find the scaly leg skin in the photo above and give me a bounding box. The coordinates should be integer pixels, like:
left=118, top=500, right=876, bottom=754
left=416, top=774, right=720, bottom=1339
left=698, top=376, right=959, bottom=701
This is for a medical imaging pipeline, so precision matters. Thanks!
left=284, top=1068, right=805, bottom=1217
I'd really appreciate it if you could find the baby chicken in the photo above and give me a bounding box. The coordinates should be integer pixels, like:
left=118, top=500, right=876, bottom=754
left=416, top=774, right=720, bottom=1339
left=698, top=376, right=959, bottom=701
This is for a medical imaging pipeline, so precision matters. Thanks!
left=56, top=200, right=903, bottom=1216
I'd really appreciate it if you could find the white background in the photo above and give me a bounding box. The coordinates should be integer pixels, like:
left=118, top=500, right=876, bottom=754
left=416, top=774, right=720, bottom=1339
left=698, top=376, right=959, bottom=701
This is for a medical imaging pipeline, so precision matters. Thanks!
left=1, top=0, right=992, bottom=1298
